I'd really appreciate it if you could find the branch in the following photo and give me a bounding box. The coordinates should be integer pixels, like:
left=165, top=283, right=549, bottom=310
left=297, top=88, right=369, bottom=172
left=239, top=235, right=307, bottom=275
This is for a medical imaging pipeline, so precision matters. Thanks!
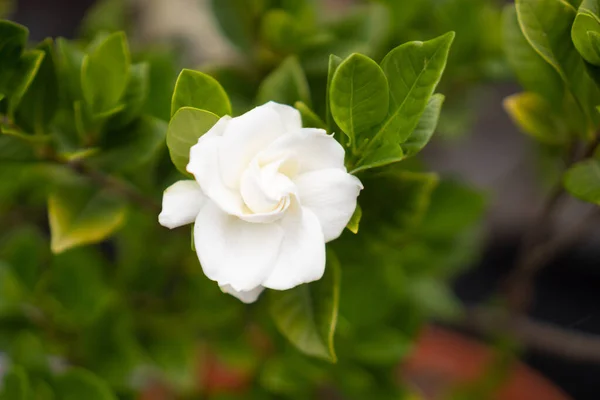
left=464, top=306, right=600, bottom=363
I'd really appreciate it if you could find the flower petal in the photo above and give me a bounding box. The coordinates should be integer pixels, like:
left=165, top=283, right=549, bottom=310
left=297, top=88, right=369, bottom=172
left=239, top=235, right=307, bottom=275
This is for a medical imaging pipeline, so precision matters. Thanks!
left=294, top=169, right=363, bottom=242
left=219, top=103, right=288, bottom=189
left=220, top=284, right=265, bottom=304
left=263, top=101, right=302, bottom=132
left=259, top=128, right=346, bottom=177
left=158, top=180, right=206, bottom=229
left=187, top=135, right=245, bottom=215
left=194, top=201, right=284, bottom=292
left=262, top=206, right=326, bottom=290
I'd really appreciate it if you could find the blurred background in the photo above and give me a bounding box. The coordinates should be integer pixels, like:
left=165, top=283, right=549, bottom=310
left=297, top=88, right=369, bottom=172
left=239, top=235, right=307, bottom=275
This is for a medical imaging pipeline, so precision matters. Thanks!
left=3, top=0, right=600, bottom=399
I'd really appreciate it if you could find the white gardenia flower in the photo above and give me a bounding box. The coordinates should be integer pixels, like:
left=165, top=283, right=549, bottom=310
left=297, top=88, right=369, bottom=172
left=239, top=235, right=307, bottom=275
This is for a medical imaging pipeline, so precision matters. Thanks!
left=158, top=102, right=363, bottom=303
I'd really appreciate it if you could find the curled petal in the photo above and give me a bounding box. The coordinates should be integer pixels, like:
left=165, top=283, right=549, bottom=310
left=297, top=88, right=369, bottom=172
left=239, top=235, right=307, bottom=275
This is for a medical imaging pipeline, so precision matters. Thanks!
left=294, top=169, right=363, bottom=242
left=220, top=284, right=265, bottom=304
left=262, top=206, right=326, bottom=290
left=194, top=201, right=284, bottom=292
left=158, top=180, right=205, bottom=229
left=263, top=101, right=302, bottom=132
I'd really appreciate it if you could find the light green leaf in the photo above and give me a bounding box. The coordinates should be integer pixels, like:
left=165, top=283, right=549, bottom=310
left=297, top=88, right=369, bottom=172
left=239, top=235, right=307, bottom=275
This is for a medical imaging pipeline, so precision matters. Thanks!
left=107, top=62, right=149, bottom=128
left=0, top=367, right=29, bottom=400
left=504, top=92, right=569, bottom=145
left=376, top=32, right=454, bottom=144
left=564, top=159, right=600, bottom=204
left=171, top=68, right=231, bottom=117
left=257, top=56, right=310, bottom=106
left=269, top=251, right=340, bottom=362
left=56, top=37, right=85, bottom=103
left=55, top=369, right=117, bottom=400
left=81, top=31, right=130, bottom=115
left=502, top=4, right=564, bottom=107
left=294, top=101, right=326, bottom=130
left=402, top=93, right=445, bottom=156
left=91, top=116, right=166, bottom=172
left=346, top=203, right=362, bottom=234
left=572, top=12, right=600, bottom=65
left=15, top=39, right=59, bottom=134
left=330, top=53, right=389, bottom=146
left=48, top=179, right=127, bottom=253
left=325, top=54, right=342, bottom=132
left=166, top=107, right=219, bottom=175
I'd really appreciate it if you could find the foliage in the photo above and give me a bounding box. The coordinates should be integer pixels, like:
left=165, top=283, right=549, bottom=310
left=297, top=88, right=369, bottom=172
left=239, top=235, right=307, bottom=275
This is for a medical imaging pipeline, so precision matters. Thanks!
left=0, top=1, right=496, bottom=399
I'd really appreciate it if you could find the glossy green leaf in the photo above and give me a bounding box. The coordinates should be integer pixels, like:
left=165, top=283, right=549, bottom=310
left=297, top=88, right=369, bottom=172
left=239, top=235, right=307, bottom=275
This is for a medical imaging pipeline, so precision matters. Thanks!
left=330, top=53, right=389, bottom=146
left=0, top=20, right=27, bottom=65
left=402, top=93, right=445, bottom=156
left=91, top=116, right=167, bottom=172
left=326, top=54, right=342, bottom=132
left=166, top=107, right=219, bottom=175
left=171, top=68, right=231, bottom=117
left=376, top=32, right=454, bottom=144
left=81, top=31, right=130, bottom=114
left=572, top=11, right=600, bottom=65
left=502, top=4, right=564, bottom=107
left=294, top=101, right=327, bottom=130
left=108, top=62, right=149, bottom=128
left=48, top=179, right=127, bottom=253
left=564, top=159, right=600, bottom=204
left=504, top=92, right=569, bottom=145
left=15, top=39, right=59, bottom=133
left=55, top=369, right=117, bottom=400
left=269, top=251, right=340, bottom=362
left=0, top=367, right=29, bottom=400
left=257, top=56, right=310, bottom=106
left=516, top=0, right=599, bottom=134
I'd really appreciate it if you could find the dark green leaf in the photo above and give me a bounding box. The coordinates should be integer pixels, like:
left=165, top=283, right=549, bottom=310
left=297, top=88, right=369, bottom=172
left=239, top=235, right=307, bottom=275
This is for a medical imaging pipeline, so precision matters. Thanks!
left=0, top=367, right=29, bottom=400
left=166, top=107, right=219, bottom=175
left=0, top=50, right=45, bottom=116
left=564, top=159, right=600, bottom=203
left=326, top=54, right=342, bottom=132
left=0, top=132, right=37, bottom=162
left=0, top=20, right=27, bottom=65
left=351, top=329, right=412, bottom=365
left=330, top=53, right=389, bottom=146
left=55, top=368, right=117, bottom=400
left=402, top=93, right=445, bottom=156
left=171, top=68, right=231, bottom=117
left=81, top=31, right=130, bottom=115
left=107, top=62, right=149, bottom=129
left=269, top=251, right=340, bottom=362
left=210, top=0, right=261, bottom=53
left=257, top=56, right=310, bottom=106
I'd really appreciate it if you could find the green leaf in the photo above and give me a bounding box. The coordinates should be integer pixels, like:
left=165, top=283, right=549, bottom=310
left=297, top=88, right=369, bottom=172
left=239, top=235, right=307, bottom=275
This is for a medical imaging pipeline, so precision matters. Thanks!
left=351, top=329, right=412, bottom=365
left=0, top=50, right=45, bottom=116
left=56, top=38, right=85, bottom=103
left=260, top=9, right=306, bottom=52
left=502, top=4, right=564, bottom=107
left=516, top=0, right=599, bottom=134
left=407, top=278, right=462, bottom=319
left=376, top=32, right=454, bottom=144
left=55, top=369, right=117, bottom=400
left=402, top=93, right=445, bottom=156
left=0, top=133, right=37, bottom=162
left=0, top=226, right=47, bottom=292
left=15, top=39, right=59, bottom=134
left=504, top=92, right=569, bottom=145
left=0, top=367, right=29, bottom=400
left=573, top=13, right=600, bottom=64
left=346, top=203, right=362, bottom=234
left=269, top=251, right=340, bottom=362
left=329, top=53, right=389, bottom=146
left=257, top=56, right=310, bottom=106
left=107, top=62, right=149, bottom=128
left=81, top=31, right=130, bottom=115
left=210, top=0, right=261, bottom=53
left=0, top=20, right=27, bottom=65
left=171, top=68, right=231, bottom=117
left=326, top=54, right=342, bottom=132
left=564, top=159, right=600, bottom=203
left=294, top=101, right=326, bottom=130
left=166, top=107, right=219, bottom=175
left=80, top=0, right=127, bottom=40
left=91, top=116, right=167, bottom=172
left=48, top=179, right=127, bottom=253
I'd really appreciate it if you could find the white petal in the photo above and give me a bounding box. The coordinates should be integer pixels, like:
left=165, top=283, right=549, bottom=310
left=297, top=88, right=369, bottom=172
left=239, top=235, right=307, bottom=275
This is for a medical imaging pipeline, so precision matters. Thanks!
left=194, top=201, right=284, bottom=292
left=187, top=135, right=245, bottom=215
left=262, top=206, right=326, bottom=290
left=158, top=180, right=205, bottom=229
left=263, top=101, right=302, bottom=132
left=202, top=115, right=232, bottom=139
left=294, top=169, right=363, bottom=242
left=219, top=104, right=287, bottom=188
left=220, top=284, right=265, bottom=304
left=259, top=128, right=346, bottom=177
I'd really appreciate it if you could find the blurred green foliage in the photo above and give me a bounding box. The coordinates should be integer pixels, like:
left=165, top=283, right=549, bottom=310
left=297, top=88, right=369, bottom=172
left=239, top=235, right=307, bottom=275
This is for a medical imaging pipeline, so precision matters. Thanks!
left=0, top=0, right=496, bottom=398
